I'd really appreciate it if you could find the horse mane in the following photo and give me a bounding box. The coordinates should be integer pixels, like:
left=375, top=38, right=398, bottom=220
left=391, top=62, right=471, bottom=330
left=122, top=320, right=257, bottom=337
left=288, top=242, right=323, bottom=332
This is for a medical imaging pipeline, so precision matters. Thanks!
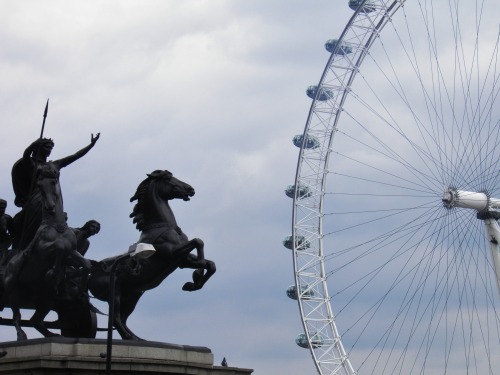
left=129, top=170, right=172, bottom=231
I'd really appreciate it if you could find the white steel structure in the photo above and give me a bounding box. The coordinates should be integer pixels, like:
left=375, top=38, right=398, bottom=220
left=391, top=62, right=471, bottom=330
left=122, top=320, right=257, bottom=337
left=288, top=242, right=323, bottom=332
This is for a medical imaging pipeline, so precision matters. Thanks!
left=290, top=0, right=500, bottom=374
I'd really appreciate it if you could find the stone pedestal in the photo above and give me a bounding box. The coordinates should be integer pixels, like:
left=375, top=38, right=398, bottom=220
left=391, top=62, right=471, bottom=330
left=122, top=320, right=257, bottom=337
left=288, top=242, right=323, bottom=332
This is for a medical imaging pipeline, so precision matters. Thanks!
left=0, top=338, right=253, bottom=375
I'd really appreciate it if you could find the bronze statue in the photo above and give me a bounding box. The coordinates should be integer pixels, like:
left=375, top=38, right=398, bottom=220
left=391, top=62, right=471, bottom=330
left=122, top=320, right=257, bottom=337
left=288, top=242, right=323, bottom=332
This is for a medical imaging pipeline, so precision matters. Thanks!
left=87, top=170, right=216, bottom=340
left=3, top=163, right=92, bottom=340
left=0, top=103, right=215, bottom=342
left=11, top=134, right=100, bottom=249
left=0, top=102, right=102, bottom=340
left=72, top=220, right=101, bottom=256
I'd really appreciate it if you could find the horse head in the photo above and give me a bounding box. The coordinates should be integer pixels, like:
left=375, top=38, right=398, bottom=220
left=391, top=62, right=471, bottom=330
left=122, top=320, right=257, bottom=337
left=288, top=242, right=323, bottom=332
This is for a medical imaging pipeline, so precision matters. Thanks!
left=149, top=170, right=195, bottom=202
left=36, top=163, right=62, bottom=217
left=129, top=170, right=194, bottom=231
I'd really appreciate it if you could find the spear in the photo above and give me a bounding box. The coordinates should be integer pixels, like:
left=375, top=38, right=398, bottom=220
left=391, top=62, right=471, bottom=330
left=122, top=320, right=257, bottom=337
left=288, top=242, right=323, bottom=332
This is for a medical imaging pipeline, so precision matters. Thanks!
left=40, top=98, right=49, bottom=139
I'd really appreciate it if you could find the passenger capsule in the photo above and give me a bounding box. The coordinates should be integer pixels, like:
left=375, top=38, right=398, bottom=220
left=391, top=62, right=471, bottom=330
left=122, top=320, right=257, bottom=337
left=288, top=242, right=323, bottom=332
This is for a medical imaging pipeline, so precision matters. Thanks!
left=286, top=285, right=315, bottom=300
left=348, top=0, right=376, bottom=13
left=282, top=235, right=310, bottom=250
left=293, top=134, right=320, bottom=149
left=325, top=39, right=353, bottom=55
left=306, top=85, right=333, bottom=101
left=285, top=184, right=312, bottom=199
left=295, top=333, right=324, bottom=349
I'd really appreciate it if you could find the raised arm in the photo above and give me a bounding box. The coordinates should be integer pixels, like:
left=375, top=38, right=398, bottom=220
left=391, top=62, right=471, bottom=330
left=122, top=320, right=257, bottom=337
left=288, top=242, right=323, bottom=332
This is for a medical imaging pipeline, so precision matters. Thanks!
left=56, top=133, right=100, bottom=169
left=23, top=139, right=42, bottom=165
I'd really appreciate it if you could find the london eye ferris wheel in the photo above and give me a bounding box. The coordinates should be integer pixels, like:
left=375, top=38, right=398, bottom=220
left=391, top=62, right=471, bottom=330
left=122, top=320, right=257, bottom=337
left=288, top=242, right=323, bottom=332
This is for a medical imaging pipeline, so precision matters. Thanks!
left=285, top=0, right=500, bottom=374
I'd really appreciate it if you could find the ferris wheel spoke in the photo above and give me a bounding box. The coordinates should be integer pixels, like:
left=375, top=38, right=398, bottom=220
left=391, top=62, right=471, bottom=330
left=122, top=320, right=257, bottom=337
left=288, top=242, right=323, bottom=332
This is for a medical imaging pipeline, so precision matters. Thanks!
left=338, top=105, right=449, bottom=191
left=348, top=214, right=484, bottom=373
left=385, top=6, right=459, bottom=163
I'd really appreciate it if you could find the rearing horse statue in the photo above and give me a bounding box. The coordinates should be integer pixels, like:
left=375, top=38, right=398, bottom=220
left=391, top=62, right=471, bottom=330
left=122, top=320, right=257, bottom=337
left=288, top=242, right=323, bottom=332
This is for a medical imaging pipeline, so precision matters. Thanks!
left=87, top=170, right=216, bottom=340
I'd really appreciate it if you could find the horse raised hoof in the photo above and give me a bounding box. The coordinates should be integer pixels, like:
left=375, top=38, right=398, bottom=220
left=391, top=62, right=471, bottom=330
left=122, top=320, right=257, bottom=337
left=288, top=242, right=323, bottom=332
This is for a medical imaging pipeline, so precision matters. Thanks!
left=182, top=282, right=201, bottom=292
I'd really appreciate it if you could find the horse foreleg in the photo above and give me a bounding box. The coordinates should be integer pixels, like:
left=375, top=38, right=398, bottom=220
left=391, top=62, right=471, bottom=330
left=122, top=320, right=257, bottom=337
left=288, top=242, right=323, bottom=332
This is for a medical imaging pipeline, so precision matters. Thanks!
left=192, top=238, right=205, bottom=260
left=180, top=255, right=216, bottom=291
left=173, top=238, right=205, bottom=260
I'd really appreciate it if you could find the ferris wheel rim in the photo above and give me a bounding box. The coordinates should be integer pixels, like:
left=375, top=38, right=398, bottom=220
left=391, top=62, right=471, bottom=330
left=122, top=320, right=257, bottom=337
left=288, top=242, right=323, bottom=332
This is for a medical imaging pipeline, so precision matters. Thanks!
left=292, top=2, right=405, bottom=374
left=290, top=0, right=500, bottom=374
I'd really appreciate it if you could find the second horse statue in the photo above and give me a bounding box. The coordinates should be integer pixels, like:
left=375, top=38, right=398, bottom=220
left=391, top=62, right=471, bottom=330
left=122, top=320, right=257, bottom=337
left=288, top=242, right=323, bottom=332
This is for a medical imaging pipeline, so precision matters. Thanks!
left=87, top=169, right=216, bottom=340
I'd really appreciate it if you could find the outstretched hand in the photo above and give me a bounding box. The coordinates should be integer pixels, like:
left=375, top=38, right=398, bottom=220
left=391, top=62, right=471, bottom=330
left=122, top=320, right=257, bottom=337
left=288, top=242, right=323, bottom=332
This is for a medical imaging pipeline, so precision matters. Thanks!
left=91, top=133, right=100, bottom=145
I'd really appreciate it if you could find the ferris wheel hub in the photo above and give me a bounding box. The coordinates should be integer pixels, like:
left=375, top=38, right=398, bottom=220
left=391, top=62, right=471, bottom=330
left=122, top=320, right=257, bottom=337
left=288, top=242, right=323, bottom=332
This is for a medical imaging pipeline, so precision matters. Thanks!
left=442, top=188, right=491, bottom=211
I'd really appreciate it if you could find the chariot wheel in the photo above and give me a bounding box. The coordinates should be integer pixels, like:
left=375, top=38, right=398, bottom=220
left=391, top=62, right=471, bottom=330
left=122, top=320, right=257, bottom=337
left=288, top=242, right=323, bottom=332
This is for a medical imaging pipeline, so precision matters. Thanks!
left=288, top=1, right=500, bottom=374
left=56, top=300, right=97, bottom=338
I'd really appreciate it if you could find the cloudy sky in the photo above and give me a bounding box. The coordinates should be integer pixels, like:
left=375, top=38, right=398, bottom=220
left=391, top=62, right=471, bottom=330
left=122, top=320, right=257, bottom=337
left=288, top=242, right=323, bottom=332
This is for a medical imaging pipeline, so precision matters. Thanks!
left=2, top=1, right=499, bottom=374
left=0, top=1, right=354, bottom=373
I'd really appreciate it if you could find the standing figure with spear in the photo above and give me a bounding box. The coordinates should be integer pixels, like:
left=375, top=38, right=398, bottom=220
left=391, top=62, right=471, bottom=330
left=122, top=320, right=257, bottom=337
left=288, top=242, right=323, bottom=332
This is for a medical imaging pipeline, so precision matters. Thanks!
left=11, top=100, right=100, bottom=250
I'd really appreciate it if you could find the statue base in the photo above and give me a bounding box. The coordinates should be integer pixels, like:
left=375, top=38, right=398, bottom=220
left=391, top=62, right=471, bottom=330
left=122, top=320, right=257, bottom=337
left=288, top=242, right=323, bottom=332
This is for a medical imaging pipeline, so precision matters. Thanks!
left=0, top=337, right=253, bottom=374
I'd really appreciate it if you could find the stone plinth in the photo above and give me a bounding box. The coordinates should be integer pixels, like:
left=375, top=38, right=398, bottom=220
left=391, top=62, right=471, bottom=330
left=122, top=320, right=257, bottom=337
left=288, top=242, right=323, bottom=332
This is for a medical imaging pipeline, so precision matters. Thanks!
left=0, top=337, right=253, bottom=375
